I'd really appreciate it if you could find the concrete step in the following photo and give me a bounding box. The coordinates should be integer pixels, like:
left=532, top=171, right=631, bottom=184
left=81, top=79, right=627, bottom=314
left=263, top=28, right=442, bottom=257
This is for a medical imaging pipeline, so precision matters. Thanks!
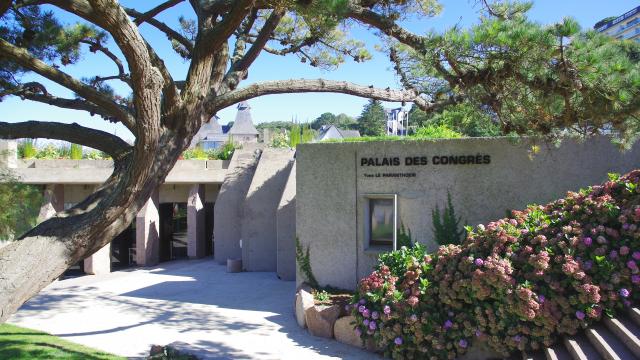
left=604, top=316, right=640, bottom=357
left=564, top=334, right=602, bottom=360
left=586, top=323, right=636, bottom=360
left=545, top=342, right=573, bottom=360
left=629, top=308, right=640, bottom=329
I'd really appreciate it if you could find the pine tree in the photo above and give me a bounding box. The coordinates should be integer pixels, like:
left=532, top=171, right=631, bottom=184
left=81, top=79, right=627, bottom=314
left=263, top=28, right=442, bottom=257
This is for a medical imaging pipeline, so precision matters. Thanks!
left=358, top=99, right=386, bottom=136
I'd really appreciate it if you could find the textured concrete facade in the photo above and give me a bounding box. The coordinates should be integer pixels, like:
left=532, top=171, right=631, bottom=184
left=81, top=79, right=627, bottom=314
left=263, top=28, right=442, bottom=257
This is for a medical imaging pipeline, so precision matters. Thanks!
left=214, top=145, right=262, bottom=264
left=187, top=184, right=206, bottom=259
left=84, top=243, right=111, bottom=275
left=296, top=137, right=640, bottom=290
left=241, top=148, right=295, bottom=272
left=277, top=162, right=297, bottom=281
left=136, top=189, right=160, bottom=266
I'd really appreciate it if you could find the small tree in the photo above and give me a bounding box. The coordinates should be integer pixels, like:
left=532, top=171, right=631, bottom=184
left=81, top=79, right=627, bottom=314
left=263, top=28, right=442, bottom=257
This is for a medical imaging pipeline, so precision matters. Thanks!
left=432, top=192, right=464, bottom=245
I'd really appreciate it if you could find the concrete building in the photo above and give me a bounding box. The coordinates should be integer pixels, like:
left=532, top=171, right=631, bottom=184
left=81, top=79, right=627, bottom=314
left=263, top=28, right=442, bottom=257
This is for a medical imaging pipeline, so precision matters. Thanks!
left=2, top=135, right=639, bottom=289
left=296, top=137, right=640, bottom=290
left=595, top=5, right=640, bottom=41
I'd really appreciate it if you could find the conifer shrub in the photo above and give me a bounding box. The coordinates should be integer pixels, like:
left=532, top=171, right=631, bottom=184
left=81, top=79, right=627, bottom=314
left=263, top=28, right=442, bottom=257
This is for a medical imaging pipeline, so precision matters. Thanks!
left=350, top=170, right=640, bottom=359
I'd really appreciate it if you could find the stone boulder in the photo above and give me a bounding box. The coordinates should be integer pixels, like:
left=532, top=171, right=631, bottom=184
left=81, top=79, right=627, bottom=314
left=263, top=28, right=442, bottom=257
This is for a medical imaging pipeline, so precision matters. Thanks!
left=294, top=283, right=314, bottom=328
left=333, top=315, right=364, bottom=349
left=305, top=304, right=341, bottom=338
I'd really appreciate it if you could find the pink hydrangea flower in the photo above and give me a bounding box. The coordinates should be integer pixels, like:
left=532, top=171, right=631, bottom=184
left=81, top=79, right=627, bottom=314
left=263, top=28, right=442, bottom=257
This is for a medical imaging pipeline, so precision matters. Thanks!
left=634, top=252, right=640, bottom=261
left=583, top=237, right=593, bottom=246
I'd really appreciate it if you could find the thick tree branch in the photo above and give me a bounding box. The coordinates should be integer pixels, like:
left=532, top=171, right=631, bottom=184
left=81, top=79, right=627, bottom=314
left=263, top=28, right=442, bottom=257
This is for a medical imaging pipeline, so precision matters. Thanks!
left=224, top=8, right=284, bottom=91
left=124, top=7, right=194, bottom=55
left=132, top=0, right=185, bottom=26
left=0, top=38, right=136, bottom=131
left=0, top=121, right=131, bottom=160
left=213, top=79, right=431, bottom=109
left=348, top=5, right=426, bottom=51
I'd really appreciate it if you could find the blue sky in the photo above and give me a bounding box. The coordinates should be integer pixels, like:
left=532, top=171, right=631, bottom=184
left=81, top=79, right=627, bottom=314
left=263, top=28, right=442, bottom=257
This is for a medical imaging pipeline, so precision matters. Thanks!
left=1, top=0, right=637, bottom=141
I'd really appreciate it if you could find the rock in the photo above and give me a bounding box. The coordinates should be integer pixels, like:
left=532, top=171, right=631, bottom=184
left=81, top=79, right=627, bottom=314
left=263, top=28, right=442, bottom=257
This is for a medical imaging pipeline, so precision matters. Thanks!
left=295, top=283, right=314, bottom=328
left=305, top=304, right=341, bottom=338
left=334, top=316, right=364, bottom=349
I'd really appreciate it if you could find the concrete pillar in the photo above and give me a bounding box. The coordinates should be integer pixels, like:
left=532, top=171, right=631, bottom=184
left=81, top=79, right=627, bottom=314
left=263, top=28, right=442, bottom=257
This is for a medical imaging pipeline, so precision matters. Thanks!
left=84, top=243, right=111, bottom=275
left=38, top=184, right=64, bottom=222
left=136, top=189, right=160, bottom=266
left=0, top=140, right=17, bottom=168
left=187, top=184, right=206, bottom=259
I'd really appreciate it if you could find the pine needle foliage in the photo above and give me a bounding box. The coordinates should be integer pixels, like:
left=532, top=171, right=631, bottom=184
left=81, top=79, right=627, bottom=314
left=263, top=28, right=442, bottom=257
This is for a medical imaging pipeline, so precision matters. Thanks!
left=432, top=191, right=464, bottom=245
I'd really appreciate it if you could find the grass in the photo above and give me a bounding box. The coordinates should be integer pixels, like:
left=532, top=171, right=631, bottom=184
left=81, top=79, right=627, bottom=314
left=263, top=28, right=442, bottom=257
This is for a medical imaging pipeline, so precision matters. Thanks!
left=0, top=323, right=125, bottom=360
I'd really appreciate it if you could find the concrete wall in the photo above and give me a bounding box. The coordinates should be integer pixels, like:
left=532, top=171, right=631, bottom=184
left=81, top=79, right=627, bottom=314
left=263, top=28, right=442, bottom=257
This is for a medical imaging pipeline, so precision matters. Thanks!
left=159, top=184, right=219, bottom=204
left=296, top=137, right=640, bottom=290
left=214, top=145, right=262, bottom=264
left=277, top=162, right=297, bottom=281
left=241, top=148, right=295, bottom=272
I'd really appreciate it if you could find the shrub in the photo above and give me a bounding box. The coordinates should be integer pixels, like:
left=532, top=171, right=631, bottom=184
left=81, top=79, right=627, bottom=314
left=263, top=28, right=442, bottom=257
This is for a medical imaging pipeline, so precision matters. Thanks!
left=70, top=143, right=83, bottom=160
left=215, top=141, right=236, bottom=160
left=18, top=139, right=36, bottom=159
left=35, top=144, right=63, bottom=159
left=351, top=170, right=640, bottom=359
left=414, top=124, right=464, bottom=139
left=432, top=192, right=465, bottom=246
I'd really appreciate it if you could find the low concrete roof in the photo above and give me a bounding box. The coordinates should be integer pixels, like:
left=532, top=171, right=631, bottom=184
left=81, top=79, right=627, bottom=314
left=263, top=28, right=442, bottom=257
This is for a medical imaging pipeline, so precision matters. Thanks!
left=11, top=159, right=230, bottom=185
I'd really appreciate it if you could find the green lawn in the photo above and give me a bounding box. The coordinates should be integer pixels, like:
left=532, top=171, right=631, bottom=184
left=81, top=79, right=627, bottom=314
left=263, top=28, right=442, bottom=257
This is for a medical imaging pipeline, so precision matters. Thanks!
left=0, top=323, right=125, bottom=360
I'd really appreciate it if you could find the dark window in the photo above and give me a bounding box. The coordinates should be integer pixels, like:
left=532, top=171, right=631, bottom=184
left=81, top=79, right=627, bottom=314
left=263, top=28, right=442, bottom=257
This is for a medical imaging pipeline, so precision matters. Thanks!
left=369, top=198, right=394, bottom=246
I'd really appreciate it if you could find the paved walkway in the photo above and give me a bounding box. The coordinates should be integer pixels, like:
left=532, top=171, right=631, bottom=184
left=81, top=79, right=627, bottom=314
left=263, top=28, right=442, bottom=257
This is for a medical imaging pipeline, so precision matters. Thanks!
left=9, top=259, right=375, bottom=359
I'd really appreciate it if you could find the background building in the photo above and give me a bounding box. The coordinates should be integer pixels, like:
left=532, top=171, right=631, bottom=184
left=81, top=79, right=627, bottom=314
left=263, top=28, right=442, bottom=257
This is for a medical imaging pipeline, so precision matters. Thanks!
left=191, top=101, right=259, bottom=149
left=595, top=5, right=640, bottom=41
left=385, top=107, right=409, bottom=136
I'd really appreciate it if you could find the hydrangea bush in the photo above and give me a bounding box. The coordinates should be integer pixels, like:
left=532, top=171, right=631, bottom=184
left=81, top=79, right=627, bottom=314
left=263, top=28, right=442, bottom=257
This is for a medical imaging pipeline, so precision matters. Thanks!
left=350, top=170, right=640, bottom=359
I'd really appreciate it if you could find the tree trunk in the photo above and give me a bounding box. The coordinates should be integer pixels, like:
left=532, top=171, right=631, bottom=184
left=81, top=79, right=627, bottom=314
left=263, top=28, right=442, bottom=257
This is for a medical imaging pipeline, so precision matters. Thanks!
left=0, top=132, right=189, bottom=323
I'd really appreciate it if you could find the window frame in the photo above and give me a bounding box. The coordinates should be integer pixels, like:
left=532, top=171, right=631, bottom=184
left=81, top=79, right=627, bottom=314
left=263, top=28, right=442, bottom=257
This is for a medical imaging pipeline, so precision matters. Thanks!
left=362, top=193, right=398, bottom=251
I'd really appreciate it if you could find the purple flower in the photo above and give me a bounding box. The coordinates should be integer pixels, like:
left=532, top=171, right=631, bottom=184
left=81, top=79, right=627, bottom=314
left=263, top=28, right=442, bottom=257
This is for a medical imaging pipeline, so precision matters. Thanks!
left=475, top=329, right=482, bottom=337
left=475, top=258, right=484, bottom=267
left=459, top=339, right=468, bottom=348
left=355, top=328, right=362, bottom=337
left=444, top=320, right=453, bottom=330
left=538, top=294, right=545, bottom=303
left=584, top=261, right=593, bottom=271
left=620, top=288, right=630, bottom=298
left=358, top=305, right=366, bottom=313
left=576, top=311, right=586, bottom=320
left=513, top=335, right=522, bottom=342
left=628, top=260, right=638, bottom=270
left=410, top=314, right=418, bottom=322
left=610, top=250, right=619, bottom=259
left=394, top=337, right=403, bottom=346
left=371, top=311, right=379, bottom=320
left=362, top=309, right=370, bottom=318
left=623, top=223, right=631, bottom=231
left=359, top=298, right=366, bottom=305
left=363, top=319, right=370, bottom=326
left=634, top=252, right=640, bottom=261
left=624, top=300, right=632, bottom=307
left=583, top=237, right=593, bottom=246
left=368, top=321, right=377, bottom=330
left=632, top=275, right=640, bottom=284
left=383, top=305, right=391, bottom=315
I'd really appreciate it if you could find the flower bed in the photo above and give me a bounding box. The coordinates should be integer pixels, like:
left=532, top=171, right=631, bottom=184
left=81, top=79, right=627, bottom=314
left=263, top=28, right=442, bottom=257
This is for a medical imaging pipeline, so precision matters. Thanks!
left=350, top=170, right=640, bottom=359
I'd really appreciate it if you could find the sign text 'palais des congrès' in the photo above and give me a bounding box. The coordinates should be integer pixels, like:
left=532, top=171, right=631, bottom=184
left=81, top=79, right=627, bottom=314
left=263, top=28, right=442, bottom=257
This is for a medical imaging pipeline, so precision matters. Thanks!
left=359, top=154, right=492, bottom=178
